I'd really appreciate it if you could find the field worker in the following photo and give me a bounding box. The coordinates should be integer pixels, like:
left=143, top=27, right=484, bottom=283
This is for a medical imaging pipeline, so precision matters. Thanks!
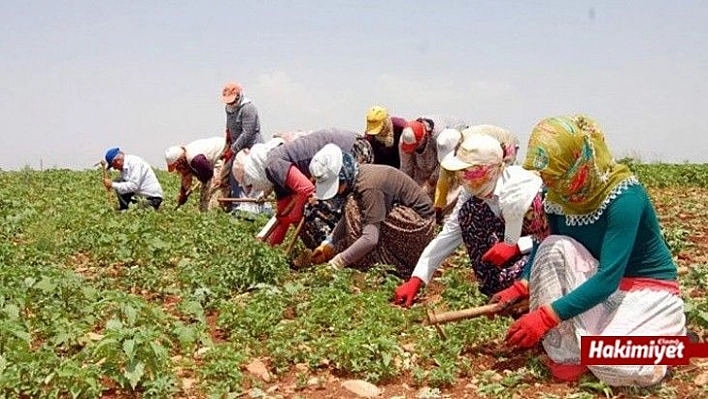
left=231, top=130, right=312, bottom=215
left=394, top=131, right=548, bottom=307
left=399, top=115, right=469, bottom=196
left=220, top=81, right=264, bottom=208
left=309, top=144, right=435, bottom=277
left=165, top=136, right=227, bottom=212
left=364, top=105, right=408, bottom=168
left=240, top=128, right=373, bottom=248
left=102, top=147, right=163, bottom=211
left=433, top=125, right=520, bottom=223
left=496, top=115, right=685, bottom=386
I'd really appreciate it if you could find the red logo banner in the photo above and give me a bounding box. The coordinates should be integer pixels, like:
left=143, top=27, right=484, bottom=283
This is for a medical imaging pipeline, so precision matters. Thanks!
left=580, top=336, right=708, bottom=366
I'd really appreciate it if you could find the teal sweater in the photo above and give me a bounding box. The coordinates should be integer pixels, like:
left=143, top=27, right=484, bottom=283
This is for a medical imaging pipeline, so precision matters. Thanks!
left=522, top=184, right=677, bottom=320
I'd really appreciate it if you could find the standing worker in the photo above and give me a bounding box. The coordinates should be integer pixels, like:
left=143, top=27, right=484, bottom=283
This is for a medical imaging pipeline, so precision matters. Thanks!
left=220, top=82, right=264, bottom=209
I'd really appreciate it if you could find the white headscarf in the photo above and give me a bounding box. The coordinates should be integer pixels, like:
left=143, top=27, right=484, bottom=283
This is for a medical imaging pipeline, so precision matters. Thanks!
left=243, top=138, right=284, bottom=192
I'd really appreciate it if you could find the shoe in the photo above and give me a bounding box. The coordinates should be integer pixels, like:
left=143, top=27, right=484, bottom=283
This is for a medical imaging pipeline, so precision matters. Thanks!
left=543, top=357, right=589, bottom=382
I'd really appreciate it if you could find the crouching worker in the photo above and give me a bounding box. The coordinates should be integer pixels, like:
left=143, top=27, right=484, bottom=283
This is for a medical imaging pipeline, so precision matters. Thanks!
left=498, top=115, right=685, bottom=386
left=241, top=129, right=372, bottom=248
left=165, top=136, right=227, bottom=211
left=103, top=147, right=163, bottom=210
left=309, top=144, right=435, bottom=277
left=394, top=130, right=548, bottom=307
left=433, top=125, right=520, bottom=224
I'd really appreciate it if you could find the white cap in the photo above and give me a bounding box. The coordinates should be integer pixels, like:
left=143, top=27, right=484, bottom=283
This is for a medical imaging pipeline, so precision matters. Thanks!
left=435, top=128, right=462, bottom=163
left=440, top=133, right=503, bottom=171
left=165, top=146, right=184, bottom=171
left=499, top=168, right=543, bottom=245
left=309, top=143, right=343, bottom=200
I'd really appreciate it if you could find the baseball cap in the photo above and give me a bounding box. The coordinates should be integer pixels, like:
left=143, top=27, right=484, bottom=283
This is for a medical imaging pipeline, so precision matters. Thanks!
left=462, top=124, right=519, bottom=165
left=440, top=133, right=503, bottom=171
left=365, top=106, right=388, bottom=135
left=436, top=128, right=462, bottom=163
left=104, top=147, right=120, bottom=169
left=309, top=143, right=343, bottom=200
left=499, top=168, right=543, bottom=245
left=165, top=146, right=184, bottom=172
left=221, top=82, right=242, bottom=104
left=400, top=121, right=426, bottom=153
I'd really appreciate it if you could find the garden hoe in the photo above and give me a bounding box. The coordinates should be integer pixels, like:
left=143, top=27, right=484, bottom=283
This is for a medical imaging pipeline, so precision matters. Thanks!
left=217, top=196, right=276, bottom=204
left=174, top=182, right=201, bottom=210
left=97, top=160, right=113, bottom=206
left=425, top=299, right=529, bottom=340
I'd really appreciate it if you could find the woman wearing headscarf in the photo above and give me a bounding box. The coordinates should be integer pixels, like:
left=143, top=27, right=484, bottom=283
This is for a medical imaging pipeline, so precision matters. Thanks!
left=433, top=125, right=520, bottom=223
left=364, top=105, right=408, bottom=168
left=165, top=136, right=227, bottom=212
left=240, top=128, right=372, bottom=248
left=394, top=128, right=548, bottom=307
left=398, top=115, right=469, bottom=197
left=309, top=144, right=436, bottom=277
left=496, top=115, right=684, bottom=386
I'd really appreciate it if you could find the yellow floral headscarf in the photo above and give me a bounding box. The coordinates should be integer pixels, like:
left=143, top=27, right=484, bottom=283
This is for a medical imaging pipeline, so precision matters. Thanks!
left=522, top=115, right=634, bottom=216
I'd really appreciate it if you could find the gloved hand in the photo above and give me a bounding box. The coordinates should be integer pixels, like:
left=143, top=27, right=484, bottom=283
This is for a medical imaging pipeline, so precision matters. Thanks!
left=329, top=254, right=345, bottom=269
left=222, top=147, right=233, bottom=162
left=177, top=190, right=189, bottom=206
left=482, top=242, right=521, bottom=267
left=505, top=306, right=560, bottom=349
left=311, top=242, right=334, bottom=264
left=394, top=277, right=423, bottom=307
left=489, top=280, right=529, bottom=309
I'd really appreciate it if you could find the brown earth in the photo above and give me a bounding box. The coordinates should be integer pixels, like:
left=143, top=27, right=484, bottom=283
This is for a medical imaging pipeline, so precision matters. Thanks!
left=243, top=187, right=708, bottom=399
left=97, top=187, right=708, bottom=399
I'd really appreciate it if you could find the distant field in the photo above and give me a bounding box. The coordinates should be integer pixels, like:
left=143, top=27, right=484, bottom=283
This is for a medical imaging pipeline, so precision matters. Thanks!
left=1, top=164, right=707, bottom=398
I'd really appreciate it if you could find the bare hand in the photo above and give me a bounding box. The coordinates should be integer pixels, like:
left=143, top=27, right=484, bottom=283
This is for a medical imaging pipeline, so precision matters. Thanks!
left=102, top=178, right=112, bottom=189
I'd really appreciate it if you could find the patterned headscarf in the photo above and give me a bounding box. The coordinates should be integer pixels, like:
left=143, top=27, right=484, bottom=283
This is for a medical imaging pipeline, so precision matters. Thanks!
left=338, top=152, right=359, bottom=188
left=375, top=118, right=395, bottom=148
left=523, top=115, right=635, bottom=217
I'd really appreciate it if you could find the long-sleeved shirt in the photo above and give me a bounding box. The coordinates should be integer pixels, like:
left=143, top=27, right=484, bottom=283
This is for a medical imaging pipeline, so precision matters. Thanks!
left=112, top=154, right=163, bottom=198
left=366, top=116, right=407, bottom=168
left=265, top=128, right=359, bottom=199
left=177, top=136, right=226, bottom=196
left=333, top=164, right=435, bottom=265
left=522, top=182, right=677, bottom=321
left=434, top=168, right=456, bottom=209
left=411, top=166, right=538, bottom=284
left=226, top=97, right=264, bottom=153
left=405, top=116, right=469, bottom=182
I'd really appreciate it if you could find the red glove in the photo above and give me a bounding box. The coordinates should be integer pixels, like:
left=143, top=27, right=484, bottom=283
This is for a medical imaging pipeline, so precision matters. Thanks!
left=482, top=242, right=521, bottom=267
left=222, top=147, right=233, bottom=162
left=489, top=280, right=528, bottom=307
left=394, top=277, right=423, bottom=307
left=505, top=306, right=559, bottom=349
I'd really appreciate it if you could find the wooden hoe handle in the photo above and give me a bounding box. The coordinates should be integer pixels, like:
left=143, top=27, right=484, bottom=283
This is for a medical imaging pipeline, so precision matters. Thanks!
left=426, top=303, right=500, bottom=326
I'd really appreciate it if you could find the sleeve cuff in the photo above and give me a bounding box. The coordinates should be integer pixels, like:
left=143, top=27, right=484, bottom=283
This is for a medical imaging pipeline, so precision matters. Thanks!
left=517, top=236, right=533, bottom=254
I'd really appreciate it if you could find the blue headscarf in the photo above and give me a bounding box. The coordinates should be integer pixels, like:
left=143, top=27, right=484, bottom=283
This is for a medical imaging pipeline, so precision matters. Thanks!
left=338, top=152, right=359, bottom=188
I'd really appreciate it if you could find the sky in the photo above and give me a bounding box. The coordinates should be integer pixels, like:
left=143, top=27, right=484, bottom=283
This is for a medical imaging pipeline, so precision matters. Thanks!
left=1, top=1, right=707, bottom=171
